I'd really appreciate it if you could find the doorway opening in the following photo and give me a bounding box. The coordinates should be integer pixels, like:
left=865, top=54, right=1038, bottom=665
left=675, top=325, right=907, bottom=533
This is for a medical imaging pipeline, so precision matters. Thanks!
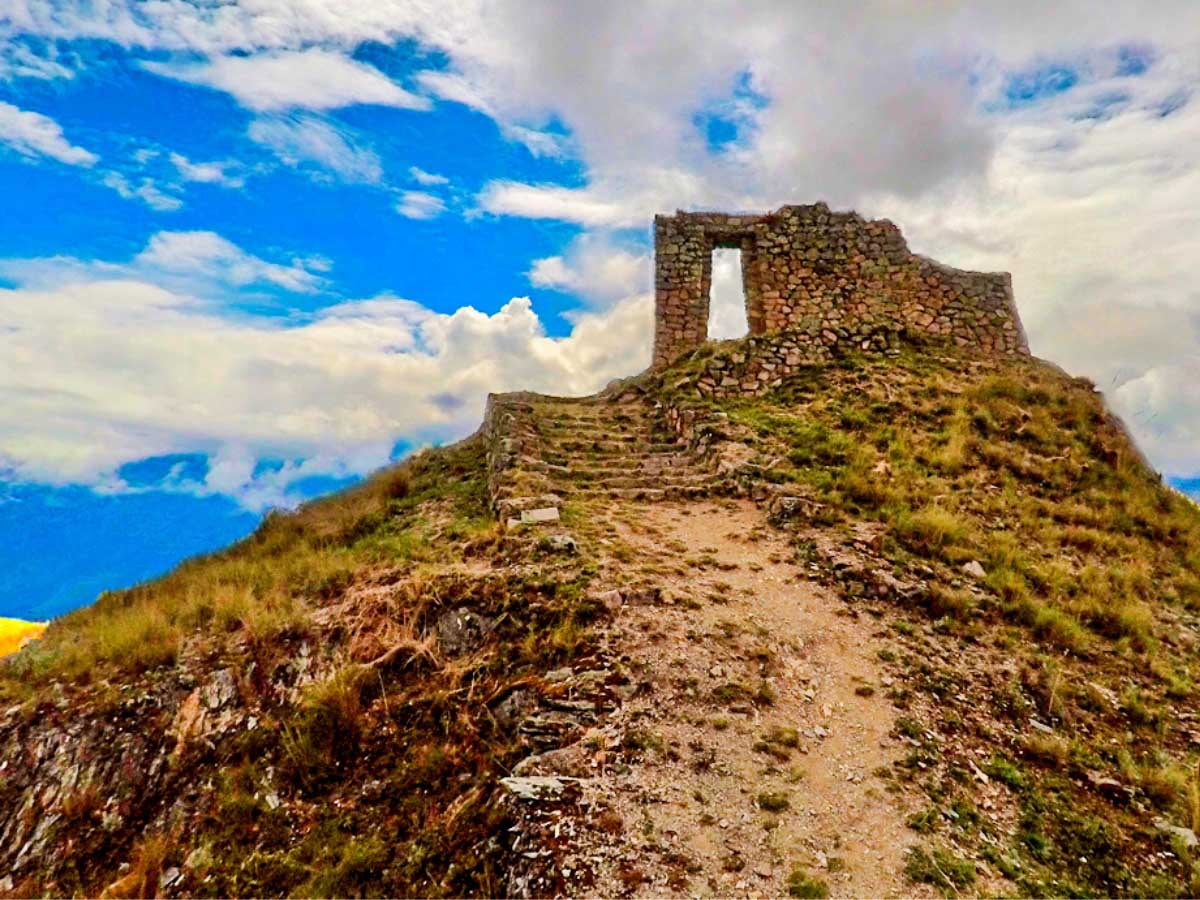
left=707, top=247, right=749, bottom=339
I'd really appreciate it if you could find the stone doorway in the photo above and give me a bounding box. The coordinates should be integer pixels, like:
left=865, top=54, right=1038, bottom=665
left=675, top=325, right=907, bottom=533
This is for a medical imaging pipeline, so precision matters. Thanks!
left=707, top=247, right=749, bottom=339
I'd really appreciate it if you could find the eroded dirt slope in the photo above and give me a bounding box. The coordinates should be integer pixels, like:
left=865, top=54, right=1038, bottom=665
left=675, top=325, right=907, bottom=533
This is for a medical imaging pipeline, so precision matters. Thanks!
left=508, top=499, right=952, bottom=898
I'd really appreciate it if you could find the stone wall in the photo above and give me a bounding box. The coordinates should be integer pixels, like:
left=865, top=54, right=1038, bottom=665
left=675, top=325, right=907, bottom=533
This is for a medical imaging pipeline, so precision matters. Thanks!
left=653, top=202, right=1028, bottom=368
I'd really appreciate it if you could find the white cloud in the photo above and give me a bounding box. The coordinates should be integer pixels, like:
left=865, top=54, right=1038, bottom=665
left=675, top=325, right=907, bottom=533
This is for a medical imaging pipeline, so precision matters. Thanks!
left=0, top=243, right=650, bottom=509
left=134, top=231, right=325, bottom=293
left=859, top=62, right=1200, bottom=477
left=395, top=190, right=446, bottom=219
left=9, top=1, right=1200, bottom=482
left=0, top=101, right=97, bottom=166
left=409, top=165, right=449, bottom=185
left=528, top=232, right=650, bottom=305
left=169, top=152, right=245, bottom=188
left=247, top=114, right=382, bottom=184
left=144, top=48, right=430, bottom=112
left=478, top=180, right=632, bottom=227
left=0, top=43, right=76, bottom=81
left=1, top=230, right=327, bottom=297
left=101, top=171, right=183, bottom=211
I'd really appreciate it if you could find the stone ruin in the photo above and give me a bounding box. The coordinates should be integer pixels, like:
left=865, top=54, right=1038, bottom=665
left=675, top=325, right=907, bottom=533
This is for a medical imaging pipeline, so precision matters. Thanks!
left=652, top=202, right=1028, bottom=368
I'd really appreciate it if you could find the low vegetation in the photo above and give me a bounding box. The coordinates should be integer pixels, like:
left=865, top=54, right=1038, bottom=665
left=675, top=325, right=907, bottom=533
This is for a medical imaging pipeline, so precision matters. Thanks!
left=664, top=341, right=1200, bottom=896
left=5, top=333, right=1200, bottom=897
left=2, top=440, right=491, bottom=697
left=0, top=436, right=611, bottom=897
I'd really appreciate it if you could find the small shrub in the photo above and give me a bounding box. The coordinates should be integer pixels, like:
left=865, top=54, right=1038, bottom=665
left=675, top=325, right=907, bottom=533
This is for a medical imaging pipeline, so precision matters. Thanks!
left=103, top=833, right=170, bottom=899
left=907, top=805, right=939, bottom=833
left=623, top=728, right=664, bottom=754
left=757, top=790, right=790, bottom=812
left=787, top=866, right=830, bottom=899
left=763, top=726, right=801, bottom=748
left=894, top=506, right=969, bottom=556
left=904, top=846, right=976, bottom=891
left=279, top=667, right=367, bottom=791
left=983, top=754, right=1024, bottom=790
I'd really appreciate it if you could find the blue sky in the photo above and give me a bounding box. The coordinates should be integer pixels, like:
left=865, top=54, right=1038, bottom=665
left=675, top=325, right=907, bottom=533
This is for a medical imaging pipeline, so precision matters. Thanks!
left=2, top=4, right=1200, bottom=619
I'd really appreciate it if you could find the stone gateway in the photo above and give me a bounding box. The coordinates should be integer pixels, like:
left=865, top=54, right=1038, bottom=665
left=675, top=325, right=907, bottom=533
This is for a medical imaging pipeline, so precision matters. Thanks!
left=652, top=202, right=1028, bottom=368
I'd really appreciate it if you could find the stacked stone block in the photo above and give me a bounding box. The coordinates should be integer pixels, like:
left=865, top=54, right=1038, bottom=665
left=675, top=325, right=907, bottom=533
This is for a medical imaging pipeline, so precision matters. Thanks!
left=482, top=391, right=726, bottom=518
left=653, top=202, right=1028, bottom=368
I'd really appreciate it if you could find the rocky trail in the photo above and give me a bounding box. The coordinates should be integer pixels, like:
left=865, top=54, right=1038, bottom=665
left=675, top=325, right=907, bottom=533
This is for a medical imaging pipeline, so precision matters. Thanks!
left=507, top=499, right=940, bottom=898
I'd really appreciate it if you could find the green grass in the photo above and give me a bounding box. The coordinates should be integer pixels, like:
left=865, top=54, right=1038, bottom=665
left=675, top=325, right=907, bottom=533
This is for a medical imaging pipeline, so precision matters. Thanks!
left=757, top=790, right=790, bottom=812
left=678, top=343, right=1200, bottom=896
left=904, top=846, right=976, bottom=893
left=786, top=865, right=830, bottom=898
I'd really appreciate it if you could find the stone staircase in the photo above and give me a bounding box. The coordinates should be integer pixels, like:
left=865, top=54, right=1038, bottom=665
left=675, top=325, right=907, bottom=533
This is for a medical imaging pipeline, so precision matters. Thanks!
left=483, top=389, right=726, bottom=519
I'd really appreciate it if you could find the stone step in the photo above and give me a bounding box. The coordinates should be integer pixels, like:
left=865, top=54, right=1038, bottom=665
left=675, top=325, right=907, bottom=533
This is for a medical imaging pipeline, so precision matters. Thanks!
left=540, top=429, right=657, bottom=444
left=543, top=472, right=714, bottom=490
left=527, top=402, right=650, bottom=417
left=536, top=449, right=695, bottom=465
left=537, top=418, right=657, bottom=434
left=537, top=462, right=715, bottom=481
left=573, top=483, right=721, bottom=501
left=551, top=439, right=683, bottom=454
left=538, top=430, right=669, bottom=446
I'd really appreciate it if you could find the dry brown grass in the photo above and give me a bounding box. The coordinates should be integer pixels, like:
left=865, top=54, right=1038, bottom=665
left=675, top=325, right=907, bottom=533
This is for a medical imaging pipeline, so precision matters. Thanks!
left=0, top=439, right=489, bottom=696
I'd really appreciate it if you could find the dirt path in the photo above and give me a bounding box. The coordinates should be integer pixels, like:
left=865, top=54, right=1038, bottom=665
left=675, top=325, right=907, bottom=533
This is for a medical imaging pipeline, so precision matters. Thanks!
left=564, top=499, right=932, bottom=898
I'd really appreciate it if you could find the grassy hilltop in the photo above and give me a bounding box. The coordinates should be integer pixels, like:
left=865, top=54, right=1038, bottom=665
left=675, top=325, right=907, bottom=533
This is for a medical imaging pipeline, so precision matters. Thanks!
left=2, top=334, right=1199, bottom=898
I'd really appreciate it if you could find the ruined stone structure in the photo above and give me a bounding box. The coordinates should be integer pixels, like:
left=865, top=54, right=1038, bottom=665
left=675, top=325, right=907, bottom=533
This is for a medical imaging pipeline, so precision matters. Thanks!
left=483, top=203, right=1032, bottom=519
left=653, top=202, right=1028, bottom=368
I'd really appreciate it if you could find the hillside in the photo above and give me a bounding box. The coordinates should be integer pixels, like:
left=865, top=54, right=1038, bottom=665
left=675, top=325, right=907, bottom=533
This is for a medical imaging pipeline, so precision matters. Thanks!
left=3, top=331, right=1200, bottom=898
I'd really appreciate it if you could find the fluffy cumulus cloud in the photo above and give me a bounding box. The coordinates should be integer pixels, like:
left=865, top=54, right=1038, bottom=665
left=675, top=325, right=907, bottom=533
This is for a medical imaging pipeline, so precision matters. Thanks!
left=0, top=101, right=97, bottom=166
left=144, top=49, right=430, bottom=113
left=0, top=234, right=651, bottom=508
left=6, top=1, right=1200, bottom=485
left=528, top=233, right=650, bottom=305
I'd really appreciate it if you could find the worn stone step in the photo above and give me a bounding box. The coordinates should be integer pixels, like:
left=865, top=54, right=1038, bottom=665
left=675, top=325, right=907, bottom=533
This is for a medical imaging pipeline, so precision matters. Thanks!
left=540, top=429, right=652, bottom=444
left=537, top=451, right=696, bottom=468
left=538, top=419, right=656, bottom=434
left=528, top=402, right=650, bottom=416
left=546, top=472, right=713, bottom=490
left=542, top=463, right=715, bottom=482
left=572, top=483, right=720, bottom=501
left=551, top=439, right=683, bottom=454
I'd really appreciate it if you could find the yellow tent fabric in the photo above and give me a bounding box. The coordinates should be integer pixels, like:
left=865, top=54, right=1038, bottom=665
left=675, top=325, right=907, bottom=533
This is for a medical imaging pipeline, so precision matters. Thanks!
left=0, top=618, right=46, bottom=657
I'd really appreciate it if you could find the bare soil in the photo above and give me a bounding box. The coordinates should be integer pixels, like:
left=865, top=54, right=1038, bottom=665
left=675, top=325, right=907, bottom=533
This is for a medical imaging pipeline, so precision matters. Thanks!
left=563, top=499, right=936, bottom=897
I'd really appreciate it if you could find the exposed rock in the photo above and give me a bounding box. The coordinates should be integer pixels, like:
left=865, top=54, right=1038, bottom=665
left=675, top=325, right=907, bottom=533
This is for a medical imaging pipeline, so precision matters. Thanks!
left=500, top=775, right=581, bottom=801
left=436, top=607, right=496, bottom=655
left=543, top=534, right=577, bottom=553
left=596, top=589, right=624, bottom=613
left=962, top=560, right=987, bottom=580
left=625, top=587, right=661, bottom=606
left=201, top=668, right=237, bottom=710
left=491, top=688, right=534, bottom=729
left=1155, top=818, right=1198, bottom=849
left=521, top=507, right=561, bottom=525
left=511, top=743, right=593, bottom=778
